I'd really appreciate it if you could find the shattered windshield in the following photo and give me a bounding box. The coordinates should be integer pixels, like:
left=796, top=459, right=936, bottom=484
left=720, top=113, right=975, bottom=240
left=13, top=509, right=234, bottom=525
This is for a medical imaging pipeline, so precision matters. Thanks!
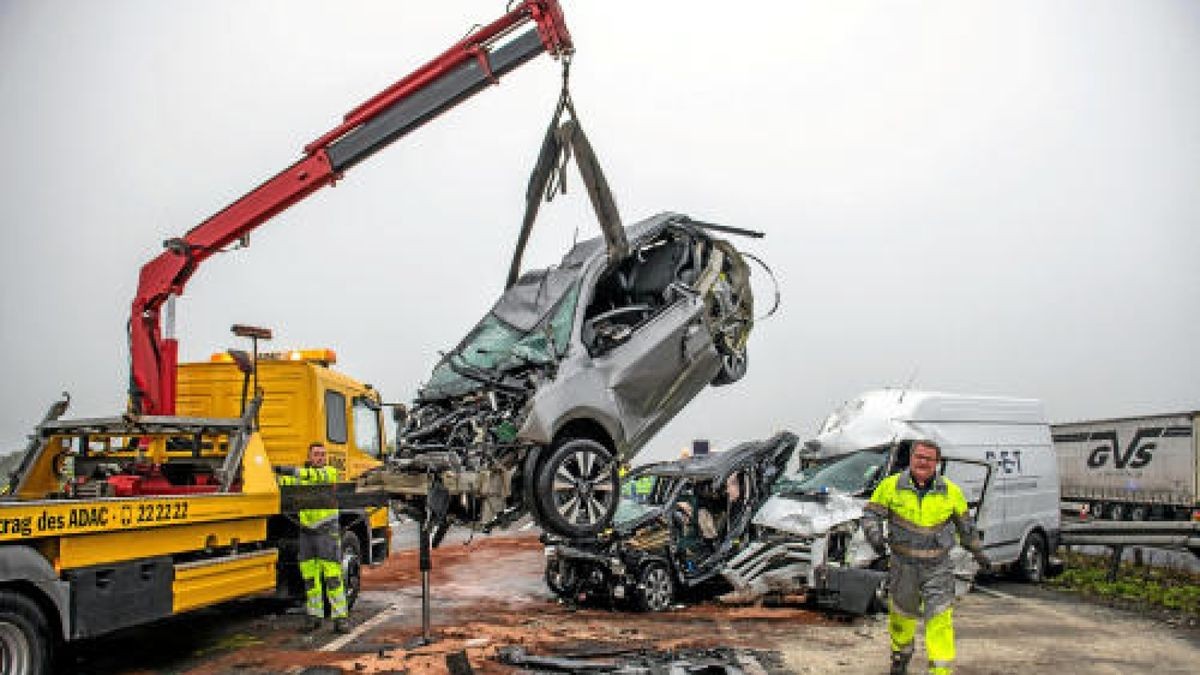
left=420, top=285, right=579, bottom=400
left=774, top=448, right=888, bottom=496
left=614, top=472, right=671, bottom=524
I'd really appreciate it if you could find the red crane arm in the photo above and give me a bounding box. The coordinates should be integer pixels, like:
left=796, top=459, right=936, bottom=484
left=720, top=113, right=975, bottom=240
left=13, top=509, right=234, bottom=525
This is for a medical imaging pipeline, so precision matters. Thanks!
left=129, top=1, right=572, bottom=415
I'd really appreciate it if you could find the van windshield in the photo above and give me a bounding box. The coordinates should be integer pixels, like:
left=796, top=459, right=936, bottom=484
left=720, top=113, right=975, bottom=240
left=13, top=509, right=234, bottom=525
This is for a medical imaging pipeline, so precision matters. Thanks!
left=776, top=448, right=888, bottom=496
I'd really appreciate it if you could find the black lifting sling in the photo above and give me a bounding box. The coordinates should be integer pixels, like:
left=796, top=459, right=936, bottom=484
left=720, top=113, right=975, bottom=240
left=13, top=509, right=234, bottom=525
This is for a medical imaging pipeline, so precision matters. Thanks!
left=506, top=57, right=627, bottom=289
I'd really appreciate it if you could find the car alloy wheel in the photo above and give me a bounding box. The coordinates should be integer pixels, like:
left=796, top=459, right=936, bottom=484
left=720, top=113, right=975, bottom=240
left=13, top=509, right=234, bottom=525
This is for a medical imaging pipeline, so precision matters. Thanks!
left=636, top=562, right=675, bottom=612
left=535, top=438, right=619, bottom=537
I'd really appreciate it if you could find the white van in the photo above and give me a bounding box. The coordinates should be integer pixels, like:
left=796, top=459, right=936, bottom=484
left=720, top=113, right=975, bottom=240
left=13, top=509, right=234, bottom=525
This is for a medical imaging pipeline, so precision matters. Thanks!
left=724, top=389, right=1060, bottom=612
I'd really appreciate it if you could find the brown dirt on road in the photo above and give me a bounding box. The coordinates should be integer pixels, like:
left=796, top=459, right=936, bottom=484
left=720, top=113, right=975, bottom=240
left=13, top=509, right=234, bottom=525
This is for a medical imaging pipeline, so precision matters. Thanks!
left=188, top=533, right=826, bottom=674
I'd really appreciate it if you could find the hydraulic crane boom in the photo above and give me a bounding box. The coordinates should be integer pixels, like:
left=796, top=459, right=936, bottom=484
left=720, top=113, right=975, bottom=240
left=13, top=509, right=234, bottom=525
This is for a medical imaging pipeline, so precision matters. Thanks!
left=129, top=1, right=572, bottom=415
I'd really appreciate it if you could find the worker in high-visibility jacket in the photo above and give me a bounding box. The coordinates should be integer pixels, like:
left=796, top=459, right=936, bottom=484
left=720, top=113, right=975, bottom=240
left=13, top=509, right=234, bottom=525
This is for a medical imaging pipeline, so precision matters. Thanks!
left=633, top=474, right=655, bottom=504
left=862, top=440, right=990, bottom=675
left=276, top=442, right=350, bottom=633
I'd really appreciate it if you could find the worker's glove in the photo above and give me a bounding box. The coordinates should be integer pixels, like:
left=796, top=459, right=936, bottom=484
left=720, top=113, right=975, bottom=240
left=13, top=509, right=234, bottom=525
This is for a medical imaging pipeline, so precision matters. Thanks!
left=971, top=549, right=991, bottom=573
left=870, top=540, right=888, bottom=559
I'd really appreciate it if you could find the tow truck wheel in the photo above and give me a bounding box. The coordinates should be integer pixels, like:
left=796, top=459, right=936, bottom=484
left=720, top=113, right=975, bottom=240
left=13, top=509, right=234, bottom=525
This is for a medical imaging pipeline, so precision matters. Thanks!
left=0, top=590, right=52, bottom=675
left=340, top=532, right=363, bottom=611
left=634, top=562, right=675, bottom=612
left=1017, top=531, right=1047, bottom=583
left=535, top=438, right=619, bottom=538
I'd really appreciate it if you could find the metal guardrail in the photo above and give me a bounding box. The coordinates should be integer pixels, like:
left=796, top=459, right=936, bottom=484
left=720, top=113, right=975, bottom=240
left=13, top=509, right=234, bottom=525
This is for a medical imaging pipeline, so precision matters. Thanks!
left=1060, top=520, right=1200, bottom=550
left=1058, top=520, right=1200, bottom=580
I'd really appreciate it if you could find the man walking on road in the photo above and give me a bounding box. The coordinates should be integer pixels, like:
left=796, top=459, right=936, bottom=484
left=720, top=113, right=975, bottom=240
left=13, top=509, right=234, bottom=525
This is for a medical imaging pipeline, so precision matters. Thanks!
left=277, top=442, right=350, bottom=633
left=862, top=440, right=990, bottom=674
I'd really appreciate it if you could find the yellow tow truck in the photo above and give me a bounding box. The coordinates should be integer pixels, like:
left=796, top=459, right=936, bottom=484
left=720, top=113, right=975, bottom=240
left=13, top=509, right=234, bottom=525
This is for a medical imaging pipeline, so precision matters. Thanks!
left=0, top=347, right=391, bottom=673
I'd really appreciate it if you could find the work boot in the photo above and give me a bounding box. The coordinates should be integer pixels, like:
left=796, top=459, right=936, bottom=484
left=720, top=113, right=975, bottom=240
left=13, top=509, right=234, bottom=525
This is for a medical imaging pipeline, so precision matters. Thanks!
left=333, top=618, right=351, bottom=634
left=889, top=650, right=911, bottom=675
left=302, top=616, right=323, bottom=633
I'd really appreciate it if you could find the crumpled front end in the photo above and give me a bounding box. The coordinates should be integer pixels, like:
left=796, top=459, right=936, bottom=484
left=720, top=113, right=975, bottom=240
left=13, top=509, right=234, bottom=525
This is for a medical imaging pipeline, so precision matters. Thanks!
left=722, top=491, right=877, bottom=604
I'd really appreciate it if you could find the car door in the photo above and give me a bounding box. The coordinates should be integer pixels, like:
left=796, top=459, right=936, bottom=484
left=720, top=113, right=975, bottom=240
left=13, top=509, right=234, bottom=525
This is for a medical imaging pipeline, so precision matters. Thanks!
left=599, top=293, right=717, bottom=446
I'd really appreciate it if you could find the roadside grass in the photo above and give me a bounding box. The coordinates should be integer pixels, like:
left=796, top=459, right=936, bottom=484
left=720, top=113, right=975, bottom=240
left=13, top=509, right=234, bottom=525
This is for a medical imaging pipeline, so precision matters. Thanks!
left=1050, top=550, right=1200, bottom=617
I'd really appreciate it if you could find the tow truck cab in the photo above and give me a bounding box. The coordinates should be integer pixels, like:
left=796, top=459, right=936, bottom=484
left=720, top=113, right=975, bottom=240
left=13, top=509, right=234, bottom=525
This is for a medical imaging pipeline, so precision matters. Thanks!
left=177, top=348, right=393, bottom=565
left=178, top=348, right=388, bottom=480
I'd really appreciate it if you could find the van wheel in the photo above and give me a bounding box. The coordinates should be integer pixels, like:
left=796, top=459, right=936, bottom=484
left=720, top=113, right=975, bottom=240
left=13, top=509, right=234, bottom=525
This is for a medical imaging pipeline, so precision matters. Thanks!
left=535, top=438, right=619, bottom=538
left=634, top=562, right=675, bottom=612
left=1017, top=532, right=1047, bottom=583
left=340, top=532, right=363, bottom=610
left=0, top=590, right=53, bottom=675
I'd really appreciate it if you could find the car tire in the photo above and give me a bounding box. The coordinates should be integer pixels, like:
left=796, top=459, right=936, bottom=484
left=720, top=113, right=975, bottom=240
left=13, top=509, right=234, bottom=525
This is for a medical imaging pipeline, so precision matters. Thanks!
left=634, top=562, right=675, bottom=612
left=1016, top=531, right=1047, bottom=584
left=544, top=559, right=579, bottom=599
left=0, top=590, right=53, bottom=675
left=712, top=345, right=748, bottom=386
left=534, top=438, right=619, bottom=538
left=340, top=531, right=363, bottom=611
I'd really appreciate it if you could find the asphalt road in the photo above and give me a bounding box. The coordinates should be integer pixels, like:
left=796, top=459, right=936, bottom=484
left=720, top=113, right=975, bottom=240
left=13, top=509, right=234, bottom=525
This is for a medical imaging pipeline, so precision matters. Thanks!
left=65, top=530, right=1200, bottom=674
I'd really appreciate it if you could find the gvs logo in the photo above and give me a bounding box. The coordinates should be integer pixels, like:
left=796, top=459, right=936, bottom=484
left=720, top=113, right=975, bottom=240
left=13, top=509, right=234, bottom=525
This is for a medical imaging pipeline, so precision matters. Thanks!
left=1055, top=424, right=1192, bottom=472
left=1089, top=425, right=1190, bottom=468
left=1085, top=427, right=1181, bottom=470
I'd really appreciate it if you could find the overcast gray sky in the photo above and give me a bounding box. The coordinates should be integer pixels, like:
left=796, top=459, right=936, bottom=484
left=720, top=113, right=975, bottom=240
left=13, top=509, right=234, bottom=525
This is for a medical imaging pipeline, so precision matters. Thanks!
left=2, top=0, right=1198, bottom=462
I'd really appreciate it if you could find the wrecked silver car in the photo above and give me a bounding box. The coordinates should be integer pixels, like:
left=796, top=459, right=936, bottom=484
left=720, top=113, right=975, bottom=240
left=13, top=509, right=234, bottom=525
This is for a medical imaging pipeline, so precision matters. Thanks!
left=543, top=432, right=798, bottom=610
left=381, top=212, right=762, bottom=537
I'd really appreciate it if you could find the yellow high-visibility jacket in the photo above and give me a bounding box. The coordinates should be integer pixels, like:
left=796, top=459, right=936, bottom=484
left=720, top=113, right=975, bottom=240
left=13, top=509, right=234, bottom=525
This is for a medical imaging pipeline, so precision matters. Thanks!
left=863, top=471, right=981, bottom=560
left=277, top=465, right=340, bottom=529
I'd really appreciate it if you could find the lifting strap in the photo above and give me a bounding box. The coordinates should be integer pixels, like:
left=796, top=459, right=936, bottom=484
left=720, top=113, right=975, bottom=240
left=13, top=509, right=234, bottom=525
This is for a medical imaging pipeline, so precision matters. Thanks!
left=506, top=58, right=626, bottom=289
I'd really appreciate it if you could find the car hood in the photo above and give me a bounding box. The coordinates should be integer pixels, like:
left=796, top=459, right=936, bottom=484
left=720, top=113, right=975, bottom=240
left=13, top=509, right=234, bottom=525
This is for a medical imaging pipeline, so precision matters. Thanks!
left=751, top=491, right=866, bottom=537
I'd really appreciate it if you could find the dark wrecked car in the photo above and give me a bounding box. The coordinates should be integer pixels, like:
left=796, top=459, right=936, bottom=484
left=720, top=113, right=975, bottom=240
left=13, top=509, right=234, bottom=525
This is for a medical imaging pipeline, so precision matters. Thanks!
left=541, top=431, right=797, bottom=610
left=378, top=212, right=764, bottom=538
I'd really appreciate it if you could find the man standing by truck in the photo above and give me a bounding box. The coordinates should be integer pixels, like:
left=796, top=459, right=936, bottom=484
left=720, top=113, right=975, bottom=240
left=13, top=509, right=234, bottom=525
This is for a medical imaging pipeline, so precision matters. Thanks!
left=862, top=440, right=989, bottom=675
left=276, top=442, right=350, bottom=633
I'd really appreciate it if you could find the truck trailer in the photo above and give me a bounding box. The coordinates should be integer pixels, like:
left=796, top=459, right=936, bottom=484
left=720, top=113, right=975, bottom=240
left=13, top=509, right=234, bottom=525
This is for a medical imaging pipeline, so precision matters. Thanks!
left=1052, top=412, right=1199, bottom=521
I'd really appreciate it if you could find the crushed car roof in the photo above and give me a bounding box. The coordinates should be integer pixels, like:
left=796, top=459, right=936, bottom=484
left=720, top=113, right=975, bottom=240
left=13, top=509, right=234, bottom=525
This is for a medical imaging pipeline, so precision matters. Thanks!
left=638, top=431, right=798, bottom=480
left=493, top=212, right=685, bottom=333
